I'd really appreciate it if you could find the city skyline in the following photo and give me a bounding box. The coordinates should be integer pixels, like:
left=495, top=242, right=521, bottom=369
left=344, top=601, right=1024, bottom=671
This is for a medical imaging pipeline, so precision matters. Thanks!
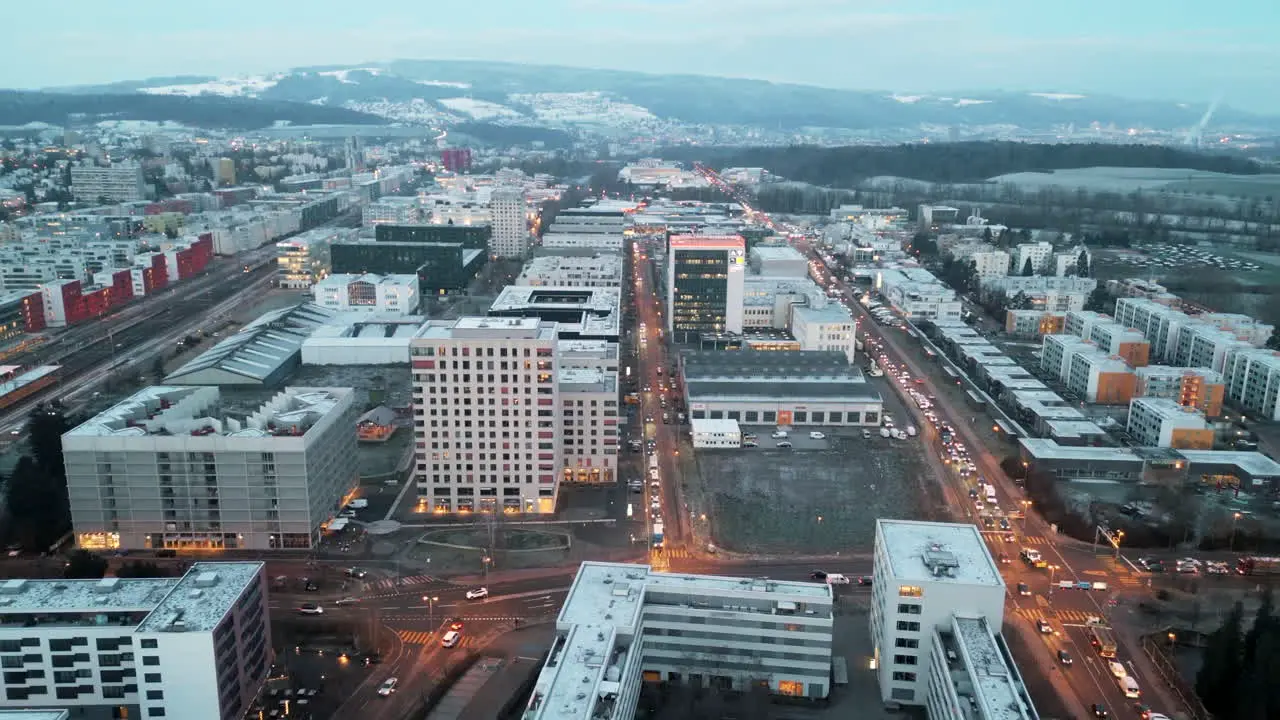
left=4, top=0, right=1279, bottom=113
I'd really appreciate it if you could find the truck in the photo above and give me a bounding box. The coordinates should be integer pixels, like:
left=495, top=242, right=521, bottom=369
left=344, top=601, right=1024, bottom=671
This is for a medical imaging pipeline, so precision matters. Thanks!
left=652, top=523, right=665, bottom=548
left=648, top=456, right=659, bottom=471
left=1236, top=556, right=1280, bottom=576
left=1088, top=624, right=1118, bottom=658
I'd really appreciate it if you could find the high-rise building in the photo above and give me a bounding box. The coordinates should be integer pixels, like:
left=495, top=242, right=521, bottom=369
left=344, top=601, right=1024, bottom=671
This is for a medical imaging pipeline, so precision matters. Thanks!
left=0, top=562, right=271, bottom=720
left=62, top=386, right=358, bottom=551
left=440, top=148, right=472, bottom=173
left=667, top=235, right=745, bottom=342
left=411, top=317, right=562, bottom=514
left=521, top=561, right=833, bottom=720
left=489, top=188, right=528, bottom=258
left=69, top=162, right=147, bottom=203
left=871, top=520, right=1038, bottom=719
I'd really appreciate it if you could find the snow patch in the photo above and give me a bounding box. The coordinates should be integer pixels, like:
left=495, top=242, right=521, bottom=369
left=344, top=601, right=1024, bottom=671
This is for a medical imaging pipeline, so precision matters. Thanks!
left=891, top=94, right=925, bottom=104
left=140, top=75, right=282, bottom=97
left=437, top=97, right=524, bottom=120
left=508, top=92, right=656, bottom=124
left=317, top=68, right=382, bottom=84
left=417, top=80, right=471, bottom=89
left=1030, top=92, right=1086, bottom=101
left=95, top=119, right=188, bottom=131
left=953, top=99, right=991, bottom=107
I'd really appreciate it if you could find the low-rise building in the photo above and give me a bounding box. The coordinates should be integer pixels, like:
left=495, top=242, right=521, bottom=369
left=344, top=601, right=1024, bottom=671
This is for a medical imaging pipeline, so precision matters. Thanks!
left=1134, top=365, right=1225, bottom=417
left=1063, top=310, right=1111, bottom=340
left=63, top=386, right=358, bottom=550
left=1004, top=309, right=1064, bottom=339
left=682, top=350, right=882, bottom=427
left=1223, top=349, right=1280, bottom=421
left=520, top=561, right=833, bottom=720
left=877, top=268, right=962, bottom=322
left=749, top=245, right=809, bottom=278
left=1106, top=278, right=1180, bottom=306
left=515, top=254, right=624, bottom=287
left=0, top=562, right=271, bottom=720
left=689, top=418, right=742, bottom=448
left=1019, top=438, right=1280, bottom=489
left=1086, top=320, right=1150, bottom=367
left=311, top=273, right=419, bottom=315
left=1127, top=397, right=1213, bottom=449
left=790, top=304, right=857, bottom=363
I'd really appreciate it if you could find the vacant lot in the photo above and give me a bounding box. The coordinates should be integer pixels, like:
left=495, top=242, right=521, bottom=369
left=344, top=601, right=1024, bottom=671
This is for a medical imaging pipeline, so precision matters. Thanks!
left=690, top=433, right=930, bottom=553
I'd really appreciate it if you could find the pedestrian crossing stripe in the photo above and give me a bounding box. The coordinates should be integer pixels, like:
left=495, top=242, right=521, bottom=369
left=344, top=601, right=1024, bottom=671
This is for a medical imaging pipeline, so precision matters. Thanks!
left=396, top=630, right=480, bottom=647
left=1016, top=608, right=1106, bottom=624
left=370, top=575, right=439, bottom=591
left=978, top=531, right=1046, bottom=546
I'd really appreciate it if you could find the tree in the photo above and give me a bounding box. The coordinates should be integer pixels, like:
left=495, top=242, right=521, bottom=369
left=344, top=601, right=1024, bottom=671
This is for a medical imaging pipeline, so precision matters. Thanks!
left=116, top=561, right=168, bottom=579
left=1020, top=257, right=1035, bottom=276
left=1197, top=601, right=1245, bottom=718
left=3, top=455, right=68, bottom=549
left=982, top=226, right=993, bottom=242
left=1084, top=286, right=1114, bottom=314
left=63, top=550, right=108, bottom=579
left=1076, top=248, right=1091, bottom=278
left=28, top=404, right=72, bottom=479
left=910, top=232, right=938, bottom=257
left=1008, top=291, right=1033, bottom=311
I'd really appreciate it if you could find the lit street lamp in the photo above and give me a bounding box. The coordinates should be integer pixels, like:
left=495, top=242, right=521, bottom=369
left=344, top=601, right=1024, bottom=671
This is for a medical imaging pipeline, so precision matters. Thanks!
left=1231, top=512, right=1242, bottom=551
left=1047, top=564, right=1059, bottom=596
left=423, top=595, right=439, bottom=625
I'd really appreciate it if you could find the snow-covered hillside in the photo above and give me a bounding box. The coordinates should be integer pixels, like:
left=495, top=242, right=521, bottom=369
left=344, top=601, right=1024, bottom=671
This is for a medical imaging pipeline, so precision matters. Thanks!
left=140, top=75, right=284, bottom=97
left=437, top=98, right=525, bottom=121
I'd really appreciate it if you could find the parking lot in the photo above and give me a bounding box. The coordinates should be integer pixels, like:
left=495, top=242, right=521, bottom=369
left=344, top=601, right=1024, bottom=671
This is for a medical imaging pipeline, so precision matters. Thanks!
left=689, top=428, right=932, bottom=553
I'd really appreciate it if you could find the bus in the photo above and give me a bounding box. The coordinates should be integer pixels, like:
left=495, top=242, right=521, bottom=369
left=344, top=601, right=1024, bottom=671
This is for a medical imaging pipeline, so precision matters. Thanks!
left=648, top=456, right=659, bottom=471
left=1088, top=625, right=1117, bottom=658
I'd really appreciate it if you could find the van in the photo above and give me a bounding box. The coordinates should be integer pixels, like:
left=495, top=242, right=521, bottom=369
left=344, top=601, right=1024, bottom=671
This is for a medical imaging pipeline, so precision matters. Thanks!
left=1117, top=675, right=1140, bottom=698
left=441, top=630, right=461, bottom=648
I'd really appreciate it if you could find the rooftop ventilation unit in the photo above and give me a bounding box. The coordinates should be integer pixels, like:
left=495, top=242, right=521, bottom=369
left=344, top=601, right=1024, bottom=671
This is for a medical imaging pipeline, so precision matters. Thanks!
left=193, top=572, right=219, bottom=588
left=922, top=547, right=961, bottom=578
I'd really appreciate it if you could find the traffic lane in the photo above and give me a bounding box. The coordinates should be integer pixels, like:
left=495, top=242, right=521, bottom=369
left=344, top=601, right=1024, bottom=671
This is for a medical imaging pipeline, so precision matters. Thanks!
left=1061, top=625, right=1137, bottom=715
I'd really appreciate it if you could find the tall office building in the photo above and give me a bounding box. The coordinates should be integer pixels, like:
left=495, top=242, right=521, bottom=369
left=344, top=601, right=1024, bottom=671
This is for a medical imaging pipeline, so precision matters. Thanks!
left=666, top=235, right=745, bottom=342
left=410, top=317, right=562, bottom=514
left=489, top=188, right=529, bottom=259
left=62, top=386, right=358, bottom=551
left=0, top=562, right=271, bottom=720
left=69, top=163, right=147, bottom=203
left=871, top=520, right=1039, bottom=719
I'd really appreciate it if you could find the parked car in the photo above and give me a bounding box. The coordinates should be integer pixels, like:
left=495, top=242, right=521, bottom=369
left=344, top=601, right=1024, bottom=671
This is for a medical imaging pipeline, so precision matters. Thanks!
left=776, top=440, right=793, bottom=448
left=808, top=431, right=826, bottom=440
left=1017, top=582, right=1030, bottom=596
left=771, top=430, right=789, bottom=439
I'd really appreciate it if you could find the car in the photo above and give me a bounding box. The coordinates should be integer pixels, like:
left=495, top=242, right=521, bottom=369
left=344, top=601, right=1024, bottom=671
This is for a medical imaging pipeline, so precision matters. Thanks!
left=377, top=678, right=398, bottom=696
left=335, top=597, right=360, bottom=606
left=862, top=429, right=871, bottom=439
left=982, top=516, right=995, bottom=529
left=644, top=416, right=654, bottom=424
left=449, top=619, right=464, bottom=631
left=297, top=603, right=324, bottom=616
left=303, top=579, right=319, bottom=592
left=1036, top=618, right=1052, bottom=634
left=441, top=630, right=462, bottom=648
left=1090, top=703, right=1109, bottom=718
left=998, top=518, right=1011, bottom=531
left=1017, top=582, right=1031, bottom=596
left=776, top=440, right=793, bottom=448
left=771, top=430, right=789, bottom=439
left=810, top=570, right=828, bottom=580
left=465, top=587, right=489, bottom=600
left=857, top=575, right=873, bottom=586
left=998, top=553, right=1011, bottom=565
left=974, top=500, right=984, bottom=512
left=1057, top=649, right=1073, bottom=666
left=345, top=567, right=367, bottom=578
left=1107, top=661, right=1127, bottom=678
left=338, top=509, right=357, bottom=518
left=808, top=431, right=826, bottom=440
left=742, top=441, right=759, bottom=448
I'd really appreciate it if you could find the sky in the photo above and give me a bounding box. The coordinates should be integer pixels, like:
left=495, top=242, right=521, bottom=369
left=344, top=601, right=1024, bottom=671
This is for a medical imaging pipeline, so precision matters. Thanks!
left=3, top=0, right=1279, bottom=113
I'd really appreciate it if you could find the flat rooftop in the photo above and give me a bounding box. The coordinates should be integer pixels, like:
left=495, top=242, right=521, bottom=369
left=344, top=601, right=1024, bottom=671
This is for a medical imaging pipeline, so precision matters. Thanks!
left=877, top=519, right=1002, bottom=587
left=490, top=285, right=621, bottom=315
left=951, top=617, right=1038, bottom=720
left=0, top=365, right=58, bottom=398
left=689, top=418, right=741, bottom=434
left=66, top=386, right=348, bottom=439
left=135, top=562, right=263, bottom=634
left=0, top=712, right=70, bottom=720
left=414, top=316, right=559, bottom=341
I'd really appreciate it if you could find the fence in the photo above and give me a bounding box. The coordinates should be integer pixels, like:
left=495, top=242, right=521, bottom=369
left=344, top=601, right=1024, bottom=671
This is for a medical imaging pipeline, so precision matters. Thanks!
left=1139, top=631, right=1213, bottom=720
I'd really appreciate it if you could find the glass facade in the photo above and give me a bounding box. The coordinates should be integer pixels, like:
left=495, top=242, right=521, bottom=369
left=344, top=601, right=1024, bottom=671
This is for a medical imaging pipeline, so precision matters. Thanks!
left=672, top=249, right=730, bottom=339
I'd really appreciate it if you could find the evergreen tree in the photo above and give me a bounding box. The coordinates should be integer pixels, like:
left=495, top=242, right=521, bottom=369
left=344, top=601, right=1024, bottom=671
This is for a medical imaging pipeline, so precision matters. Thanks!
left=1076, top=248, right=1091, bottom=278
left=1245, top=589, right=1274, bottom=669
left=1198, top=601, right=1245, bottom=718
left=1021, top=257, right=1035, bottom=276
left=982, top=226, right=993, bottom=242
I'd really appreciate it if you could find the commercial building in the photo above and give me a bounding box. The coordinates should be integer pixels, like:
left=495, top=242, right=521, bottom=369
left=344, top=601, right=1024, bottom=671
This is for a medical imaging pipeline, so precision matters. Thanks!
left=0, top=562, right=270, bottom=720
left=363, top=197, right=424, bottom=226
left=301, top=316, right=425, bottom=366
left=1004, top=309, right=1064, bottom=339
left=741, top=277, right=825, bottom=330
left=1019, top=438, right=1280, bottom=489
left=667, top=235, right=746, bottom=341
left=69, top=162, right=147, bottom=203
left=918, top=205, right=959, bottom=227
left=165, top=303, right=337, bottom=387
left=330, top=240, right=486, bottom=295
left=876, top=268, right=962, bottom=322
left=689, top=418, right=742, bottom=448
left=681, top=350, right=882, bottom=427
left=515, top=254, right=623, bottom=288
left=748, top=246, right=809, bottom=278
left=871, top=520, right=1035, bottom=718
left=489, top=187, right=529, bottom=258
left=1223, top=349, right=1280, bottom=421
left=488, top=286, right=620, bottom=341
left=1127, top=397, right=1213, bottom=449
left=410, top=317, right=563, bottom=514
left=790, top=305, right=857, bottom=363
left=63, top=386, right=358, bottom=551
left=311, top=273, right=419, bottom=315
left=373, top=223, right=491, bottom=249
left=521, top=561, right=832, bottom=720
left=276, top=227, right=349, bottom=289
left=1134, top=365, right=1225, bottom=417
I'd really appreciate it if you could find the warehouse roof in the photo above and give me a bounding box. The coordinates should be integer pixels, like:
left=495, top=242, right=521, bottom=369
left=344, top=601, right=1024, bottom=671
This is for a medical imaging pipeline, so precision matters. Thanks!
left=165, top=303, right=336, bottom=386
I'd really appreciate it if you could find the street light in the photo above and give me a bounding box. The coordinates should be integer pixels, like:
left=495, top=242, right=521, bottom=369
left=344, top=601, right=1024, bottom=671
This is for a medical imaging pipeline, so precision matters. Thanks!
left=1047, top=564, right=1059, bottom=596
left=422, top=595, right=439, bottom=625
left=1020, top=500, right=1032, bottom=530
left=1231, top=512, right=1242, bottom=551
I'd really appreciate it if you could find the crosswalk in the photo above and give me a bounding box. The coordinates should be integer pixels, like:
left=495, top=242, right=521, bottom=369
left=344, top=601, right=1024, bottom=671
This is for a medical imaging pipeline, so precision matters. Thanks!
left=396, top=630, right=482, bottom=647
left=1015, top=607, right=1104, bottom=625
left=978, top=531, right=1048, bottom=546
left=369, top=575, right=439, bottom=591
left=654, top=547, right=692, bottom=559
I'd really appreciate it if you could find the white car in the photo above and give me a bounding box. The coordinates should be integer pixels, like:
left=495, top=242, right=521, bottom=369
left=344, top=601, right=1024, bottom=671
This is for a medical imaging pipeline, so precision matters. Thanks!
left=771, top=430, right=789, bottom=439
left=297, top=603, right=324, bottom=615
left=377, top=678, right=398, bottom=696
left=465, top=587, right=489, bottom=600
left=809, top=431, right=826, bottom=440
left=1108, top=661, right=1128, bottom=679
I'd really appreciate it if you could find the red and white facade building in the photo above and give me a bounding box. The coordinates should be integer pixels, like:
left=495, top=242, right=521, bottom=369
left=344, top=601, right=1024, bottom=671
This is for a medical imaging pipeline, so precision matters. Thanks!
left=410, top=317, right=563, bottom=515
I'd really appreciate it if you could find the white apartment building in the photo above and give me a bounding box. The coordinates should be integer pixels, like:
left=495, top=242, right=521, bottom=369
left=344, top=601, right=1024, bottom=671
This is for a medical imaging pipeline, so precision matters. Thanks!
left=1223, top=349, right=1280, bottom=421
left=362, top=196, right=423, bottom=226
left=870, top=520, right=1010, bottom=709
left=1039, top=334, right=1092, bottom=384
left=1199, top=313, right=1274, bottom=347
left=1052, top=245, right=1091, bottom=277
left=541, top=233, right=624, bottom=251
left=62, top=386, right=358, bottom=551
left=930, top=615, right=1040, bottom=720
left=521, top=561, right=833, bottom=720
left=969, top=248, right=1011, bottom=282
left=791, top=305, right=857, bottom=363
left=410, top=317, right=562, bottom=514
left=1063, top=310, right=1110, bottom=340
left=0, top=562, right=271, bottom=720
left=1064, top=347, right=1133, bottom=405
left=490, top=187, right=529, bottom=258
left=311, top=273, right=419, bottom=315
left=1171, top=322, right=1250, bottom=374
left=1134, top=365, right=1225, bottom=414
left=1114, top=298, right=1191, bottom=362
left=1012, top=241, right=1054, bottom=274
left=558, top=366, right=619, bottom=484
left=70, top=163, right=147, bottom=203
left=515, top=254, right=624, bottom=288
left=1127, top=397, right=1211, bottom=448
left=876, top=269, right=962, bottom=322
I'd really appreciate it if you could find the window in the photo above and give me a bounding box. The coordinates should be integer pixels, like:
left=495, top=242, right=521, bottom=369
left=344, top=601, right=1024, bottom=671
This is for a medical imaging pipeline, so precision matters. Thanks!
left=147, top=690, right=164, bottom=700
left=897, top=603, right=922, bottom=615
left=895, top=621, right=920, bottom=632
left=142, top=656, right=160, bottom=666
left=141, top=639, right=158, bottom=649
left=148, top=708, right=166, bottom=717
left=892, top=671, right=917, bottom=682
left=893, top=654, right=918, bottom=666
left=894, top=638, right=919, bottom=649
left=898, top=585, right=923, bottom=597
left=144, top=673, right=162, bottom=683
left=890, top=688, right=915, bottom=701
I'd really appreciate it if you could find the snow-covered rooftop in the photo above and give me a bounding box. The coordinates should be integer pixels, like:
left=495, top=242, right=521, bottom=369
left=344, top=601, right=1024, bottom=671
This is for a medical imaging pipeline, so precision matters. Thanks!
left=877, top=519, right=1002, bottom=587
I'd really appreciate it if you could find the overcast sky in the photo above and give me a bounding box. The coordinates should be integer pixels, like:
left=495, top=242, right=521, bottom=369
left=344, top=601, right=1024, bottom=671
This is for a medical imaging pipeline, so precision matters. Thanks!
left=5, top=0, right=1279, bottom=112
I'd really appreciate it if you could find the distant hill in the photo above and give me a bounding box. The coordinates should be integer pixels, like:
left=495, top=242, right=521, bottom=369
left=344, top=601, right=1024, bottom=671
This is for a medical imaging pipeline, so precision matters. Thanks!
left=47, top=59, right=1280, bottom=134
left=672, top=142, right=1263, bottom=186
left=0, top=91, right=386, bottom=130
